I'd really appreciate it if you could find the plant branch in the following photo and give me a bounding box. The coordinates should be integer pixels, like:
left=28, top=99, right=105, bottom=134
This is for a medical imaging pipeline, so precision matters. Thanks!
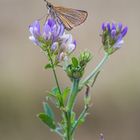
left=71, top=105, right=89, bottom=135
left=54, top=128, right=64, bottom=137
left=79, top=52, right=109, bottom=90
left=47, top=51, right=62, bottom=95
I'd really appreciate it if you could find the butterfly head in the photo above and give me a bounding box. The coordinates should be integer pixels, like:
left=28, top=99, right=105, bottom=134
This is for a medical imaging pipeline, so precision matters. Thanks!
left=44, top=0, right=53, bottom=9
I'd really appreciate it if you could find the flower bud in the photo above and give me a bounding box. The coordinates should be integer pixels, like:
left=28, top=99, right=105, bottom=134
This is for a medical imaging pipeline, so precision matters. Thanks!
left=79, top=51, right=92, bottom=68
left=65, top=52, right=92, bottom=80
left=66, top=64, right=84, bottom=79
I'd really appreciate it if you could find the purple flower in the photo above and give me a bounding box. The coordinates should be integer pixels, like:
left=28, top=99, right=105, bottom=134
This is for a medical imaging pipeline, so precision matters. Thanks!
left=60, top=33, right=76, bottom=53
left=101, top=22, right=128, bottom=54
left=29, top=18, right=76, bottom=62
left=56, top=33, right=76, bottom=62
left=29, top=20, right=41, bottom=46
left=42, top=18, right=64, bottom=41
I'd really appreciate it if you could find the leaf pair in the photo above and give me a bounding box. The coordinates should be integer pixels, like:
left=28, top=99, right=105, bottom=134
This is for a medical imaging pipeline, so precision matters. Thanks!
left=37, top=87, right=70, bottom=130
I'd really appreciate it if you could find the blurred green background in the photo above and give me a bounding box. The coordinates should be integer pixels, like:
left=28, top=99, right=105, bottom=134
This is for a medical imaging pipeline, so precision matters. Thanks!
left=0, top=0, right=140, bottom=140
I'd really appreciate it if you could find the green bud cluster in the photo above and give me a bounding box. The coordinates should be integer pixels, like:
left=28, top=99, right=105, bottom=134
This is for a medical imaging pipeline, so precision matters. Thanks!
left=66, top=51, right=92, bottom=79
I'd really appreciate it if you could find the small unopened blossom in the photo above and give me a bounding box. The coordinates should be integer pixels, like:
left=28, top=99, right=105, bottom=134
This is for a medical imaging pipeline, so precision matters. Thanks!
left=101, top=22, right=128, bottom=55
left=66, top=51, right=92, bottom=80
left=100, top=133, right=104, bottom=140
left=29, top=18, right=76, bottom=63
left=79, top=51, right=92, bottom=68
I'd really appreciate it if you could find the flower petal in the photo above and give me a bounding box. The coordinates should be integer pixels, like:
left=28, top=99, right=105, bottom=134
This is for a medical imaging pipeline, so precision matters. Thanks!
left=112, top=23, right=116, bottom=30
left=67, top=44, right=76, bottom=53
left=51, top=42, right=58, bottom=51
left=29, top=36, right=40, bottom=46
left=102, top=22, right=106, bottom=31
left=113, top=39, right=124, bottom=49
left=121, top=26, right=128, bottom=37
left=118, top=22, right=122, bottom=31
left=111, top=29, right=116, bottom=39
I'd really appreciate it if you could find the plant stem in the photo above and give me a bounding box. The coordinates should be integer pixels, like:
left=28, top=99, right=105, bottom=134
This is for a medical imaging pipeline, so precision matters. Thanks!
left=55, top=129, right=64, bottom=137
left=45, top=50, right=71, bottom=140
left=64, top=79, right=80, bottom=140
left=45, top=50, right=66, bottom=109
left=80, top=52, right=109, bottom=89
left=46, top=50, right=62, bottom=96
left=71, top=105, right=89, bottom=135
left=67, top=79, right=80, bottom=111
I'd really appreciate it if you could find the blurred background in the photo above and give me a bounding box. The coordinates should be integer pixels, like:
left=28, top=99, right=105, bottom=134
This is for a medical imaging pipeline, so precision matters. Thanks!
left=0, top=0, right=140, bottom=140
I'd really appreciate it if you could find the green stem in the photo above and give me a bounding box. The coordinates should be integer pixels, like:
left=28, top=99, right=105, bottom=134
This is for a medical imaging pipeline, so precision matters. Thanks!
left=47, top=51, right=62, bottom=95
left=71, top=105, right=89, bottom=135
left=45, top=50, right=68, bottom=140
left=64, top=79, right=80, bottom=140
left=65, top=112, right=72, bottom=140
left=67, top=79, right=80, bottom=111
left=44, top=50, right=65, bottom=108
left=80, top=52, right=109, bottom=89
left=52, top=65, right=62, bottom=94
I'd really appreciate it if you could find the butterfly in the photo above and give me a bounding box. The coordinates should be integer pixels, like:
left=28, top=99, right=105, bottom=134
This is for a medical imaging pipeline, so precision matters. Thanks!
left=44, top=0, right=88, bottom=30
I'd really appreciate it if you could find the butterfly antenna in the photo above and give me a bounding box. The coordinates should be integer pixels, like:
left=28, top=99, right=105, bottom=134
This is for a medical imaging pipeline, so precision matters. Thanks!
left=44, top=0, right=49, bottom=6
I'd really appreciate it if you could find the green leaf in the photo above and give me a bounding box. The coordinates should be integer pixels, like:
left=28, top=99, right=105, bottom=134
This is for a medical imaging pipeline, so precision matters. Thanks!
left=43, top=102, right=55, bottom=120
left=52, top=87, right=61, bottom=98
left=44, top=63, right=52, bottom=69
left=72, top=57, right=79, bottom=67
left=37, top=113, right=56, bottom=129
left=52, top=87, right=63, bottom=106
left=52, top=87, right=60, bottom=95
left=62, top=87, right=70, bottom=102
left=47, top=87, right=62, bottom=108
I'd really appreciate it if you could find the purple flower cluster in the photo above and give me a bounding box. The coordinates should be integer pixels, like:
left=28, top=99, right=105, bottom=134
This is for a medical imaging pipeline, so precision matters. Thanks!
left=101, top=22, right=128, bottom=54
left=29, top=18, right=76, bottom=62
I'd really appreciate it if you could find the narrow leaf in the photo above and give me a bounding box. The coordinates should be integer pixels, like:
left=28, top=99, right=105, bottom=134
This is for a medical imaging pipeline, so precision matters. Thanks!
left=37, top=113, right=56, bottom=129
left=72, top=57, right=78, bottom=67
left=52, top=87, right=63, bottom=106
left=52, top=87, right=60, bottom=95
left=62, top=87, right=70, bottom=102
left=43, top=102, right=55, bottom=120
left=47, top=89, right=61, bottom=108
left=44, top=63, right=52, bottom=69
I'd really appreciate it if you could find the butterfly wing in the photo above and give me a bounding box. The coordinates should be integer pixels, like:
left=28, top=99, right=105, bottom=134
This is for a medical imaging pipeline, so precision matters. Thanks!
left=54, top=6, right=88, bottom=30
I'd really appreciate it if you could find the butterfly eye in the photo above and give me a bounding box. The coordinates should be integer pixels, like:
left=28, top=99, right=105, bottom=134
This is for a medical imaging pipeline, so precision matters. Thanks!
left=47, top=3, right=52, bottom=9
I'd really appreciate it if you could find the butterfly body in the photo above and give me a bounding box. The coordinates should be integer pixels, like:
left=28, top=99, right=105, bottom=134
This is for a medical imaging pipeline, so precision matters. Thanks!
left=44, top=0, right=88, bottom=30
